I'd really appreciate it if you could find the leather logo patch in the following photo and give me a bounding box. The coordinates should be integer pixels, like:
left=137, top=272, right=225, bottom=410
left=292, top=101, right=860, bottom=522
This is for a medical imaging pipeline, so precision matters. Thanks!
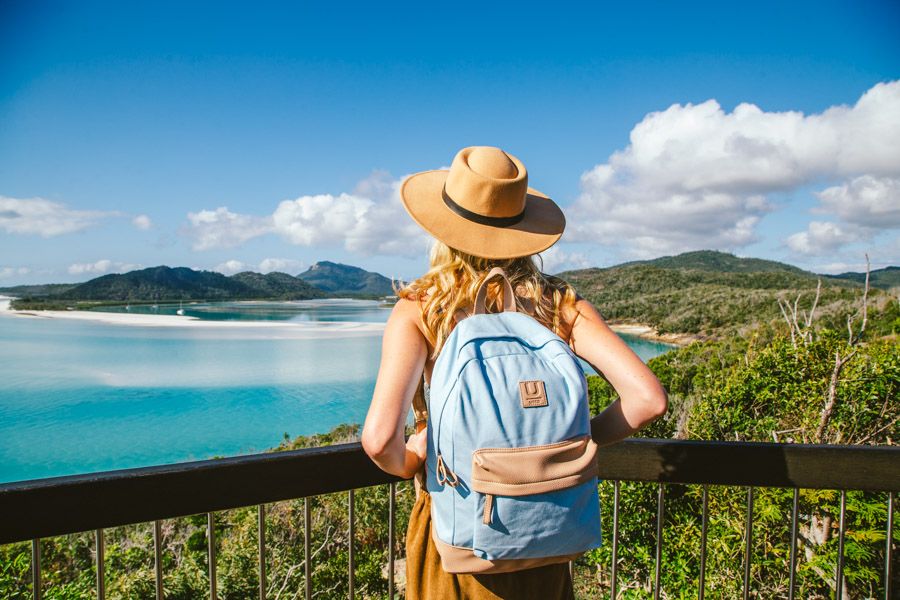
left=519, top=380, right=548, bottom=408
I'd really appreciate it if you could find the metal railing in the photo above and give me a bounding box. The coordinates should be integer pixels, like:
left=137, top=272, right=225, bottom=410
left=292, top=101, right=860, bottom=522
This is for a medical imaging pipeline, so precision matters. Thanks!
left=1, top=439, right=898, bottom=599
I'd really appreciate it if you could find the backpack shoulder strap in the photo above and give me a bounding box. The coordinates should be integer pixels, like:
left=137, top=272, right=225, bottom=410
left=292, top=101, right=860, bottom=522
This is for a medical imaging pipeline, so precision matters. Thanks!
left=411, top=374, right=428, bottom=431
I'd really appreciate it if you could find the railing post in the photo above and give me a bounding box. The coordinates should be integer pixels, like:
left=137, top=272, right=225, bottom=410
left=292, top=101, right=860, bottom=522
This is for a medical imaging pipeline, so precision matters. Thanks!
left=788, top=488, right=799, bottom=600
left=95, top=528, right=105, bottom=600
left=836, top=490, right=846, bottom=600
left=743, top=487, right=754, bottom=600
left=884, top=492, right=894, bottom=600
left=654, top=483, right=665, bottom=600
left=388, top=482, right=395, bottom=600
left=304, top=497, right=311, bottom=600
left=699, top=485, right=708, bottom=600
left=31, top=538, right=41, bottom=600
left=208, top=512, right=217, bottom=600
left=258, top=504, right=266, bottom=600
left=886, top=492, right=894, bottom=600
left=611, top=480, right=620, bottom=599
left=153, top=520, right=163, bottom=600
left=348, top=489, right=355, bottom=600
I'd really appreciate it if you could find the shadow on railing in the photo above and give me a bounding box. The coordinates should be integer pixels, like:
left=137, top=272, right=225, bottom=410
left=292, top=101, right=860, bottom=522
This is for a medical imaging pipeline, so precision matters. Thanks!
left=1, top=439, right=897, bottom=599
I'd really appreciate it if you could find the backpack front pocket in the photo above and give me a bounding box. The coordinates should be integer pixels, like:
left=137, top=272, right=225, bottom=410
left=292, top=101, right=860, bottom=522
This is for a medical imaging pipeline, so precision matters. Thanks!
left=470, top=435, right=602, bottom=561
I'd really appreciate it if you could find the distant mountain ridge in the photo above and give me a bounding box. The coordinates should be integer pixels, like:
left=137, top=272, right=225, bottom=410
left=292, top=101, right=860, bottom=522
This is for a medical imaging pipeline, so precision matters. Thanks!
left=824, top=265, right=900, bottom=290
left=297, top=261, right=395, bottom=297
left=614, top=250, right=812, bottom=275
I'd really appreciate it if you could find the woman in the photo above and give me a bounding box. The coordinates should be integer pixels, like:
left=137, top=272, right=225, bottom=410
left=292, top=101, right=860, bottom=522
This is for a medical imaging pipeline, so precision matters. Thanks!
left=362, top=146, right=668, bottom=599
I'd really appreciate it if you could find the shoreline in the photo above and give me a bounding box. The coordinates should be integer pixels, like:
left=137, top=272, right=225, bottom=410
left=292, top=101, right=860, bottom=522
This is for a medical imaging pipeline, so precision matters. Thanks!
left=1, top=296, right=695, bottom=346
left=0, top=296, right=386, bottom=338
left=607, top=322, right=698, bottom=346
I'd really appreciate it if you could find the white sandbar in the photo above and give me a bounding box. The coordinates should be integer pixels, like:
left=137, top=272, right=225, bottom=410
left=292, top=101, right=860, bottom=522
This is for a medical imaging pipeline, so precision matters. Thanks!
left=0, top=296, right=386, bottom=339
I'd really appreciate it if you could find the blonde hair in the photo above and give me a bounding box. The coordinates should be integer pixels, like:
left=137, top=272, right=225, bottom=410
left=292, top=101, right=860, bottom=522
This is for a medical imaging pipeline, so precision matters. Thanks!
left=395, top=241, right=579, bottom=359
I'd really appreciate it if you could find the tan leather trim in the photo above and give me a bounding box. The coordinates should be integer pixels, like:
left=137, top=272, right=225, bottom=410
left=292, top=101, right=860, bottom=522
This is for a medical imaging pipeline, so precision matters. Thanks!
left=471, top=435, right=598, bottom=496
left=431, top=527, right=581, bottom=574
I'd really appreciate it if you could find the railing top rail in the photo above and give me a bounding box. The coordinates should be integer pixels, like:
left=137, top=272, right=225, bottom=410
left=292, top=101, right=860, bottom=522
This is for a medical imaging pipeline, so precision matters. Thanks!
left=1, top=438, right=897, bottom=544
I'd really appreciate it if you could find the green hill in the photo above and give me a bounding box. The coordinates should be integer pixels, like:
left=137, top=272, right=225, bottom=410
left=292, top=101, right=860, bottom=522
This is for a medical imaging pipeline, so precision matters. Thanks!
left=824, top=266, right=900, bottom=290
left=616, top=249, right=813, bottom=275
left=560, top=251, right=887, bottom=338
left=0, top=283, right=76, bottom=297
left=49, top=266, right=263, bottom=301
left=229, top=271, right=327, bottom=299
left=297, top=261, right=395, bottom=297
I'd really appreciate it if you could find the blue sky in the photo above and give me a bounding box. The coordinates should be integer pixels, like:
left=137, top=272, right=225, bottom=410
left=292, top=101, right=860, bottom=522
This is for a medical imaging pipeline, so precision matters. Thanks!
left=1, top=1, right=899, bottom=285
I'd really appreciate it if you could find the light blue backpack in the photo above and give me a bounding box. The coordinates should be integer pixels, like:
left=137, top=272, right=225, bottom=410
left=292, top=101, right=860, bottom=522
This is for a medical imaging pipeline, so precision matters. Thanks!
left=425, top=267, right=602, bottom=574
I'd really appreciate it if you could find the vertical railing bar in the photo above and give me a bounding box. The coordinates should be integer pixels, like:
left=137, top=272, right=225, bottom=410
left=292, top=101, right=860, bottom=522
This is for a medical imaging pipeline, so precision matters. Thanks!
left=568, top=560, right=574, bottom=585
left=208, top=512, right=217, bottom=600
left=304, top=497, right=311, bottom=600
left=789, top=488, right=799, bottom=600
left=153, top=520, right=163, bottom=600
left=95, top=528, right=105, bottom=600
left=31, top=538, right=41, bottom=600
left=611, top=480, right=620, bottom=599
left=698, top=485, right=708, bottom=600
left=348, top=489, right=355, bottom=600
left=836, top=490, right=846, bottom=600
left=388, top=483, right=396, bottom=600
left=743, top=487, right=754, bottom=600
left=653, top=483, right=665, bottom=600
left=886, top=491, right=894, bottom=600
left=258, top=504, right=266, bottom=600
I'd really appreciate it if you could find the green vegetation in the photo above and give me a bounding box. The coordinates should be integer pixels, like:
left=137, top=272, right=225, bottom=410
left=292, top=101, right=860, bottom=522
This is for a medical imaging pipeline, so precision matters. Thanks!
left=1, top=250, right=897, bottom=598
left=3, top=262, right=402, bottom=309
left=560, top=250, right=894, bottom=339
left=826, top=265, right=900, bottom=290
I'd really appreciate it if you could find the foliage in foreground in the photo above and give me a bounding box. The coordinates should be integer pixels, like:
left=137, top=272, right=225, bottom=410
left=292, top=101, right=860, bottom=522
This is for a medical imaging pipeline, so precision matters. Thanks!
left=2, top=283, right=897, bottom=598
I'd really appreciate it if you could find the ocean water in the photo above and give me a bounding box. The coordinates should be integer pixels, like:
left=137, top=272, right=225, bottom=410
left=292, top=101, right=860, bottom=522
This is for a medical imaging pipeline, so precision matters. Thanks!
left=0, top=300, right=673, bottom=483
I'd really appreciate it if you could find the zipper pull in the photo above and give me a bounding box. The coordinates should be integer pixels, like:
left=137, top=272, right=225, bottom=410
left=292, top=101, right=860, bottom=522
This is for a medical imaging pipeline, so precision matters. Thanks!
left=483, top=493, right=494, bottom=525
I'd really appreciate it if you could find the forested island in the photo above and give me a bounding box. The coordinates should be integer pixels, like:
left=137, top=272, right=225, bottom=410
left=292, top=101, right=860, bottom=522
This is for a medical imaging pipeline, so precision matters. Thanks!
left=1, top=261, right=397, bottom=309
left=1, top=250, right=897, bottom=598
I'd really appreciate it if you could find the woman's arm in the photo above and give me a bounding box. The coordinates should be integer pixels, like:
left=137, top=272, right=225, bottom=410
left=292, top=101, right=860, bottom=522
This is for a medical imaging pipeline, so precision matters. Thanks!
left=567, top=298, right=668, bottom=446
left=361, top=298, right=429, bottom=478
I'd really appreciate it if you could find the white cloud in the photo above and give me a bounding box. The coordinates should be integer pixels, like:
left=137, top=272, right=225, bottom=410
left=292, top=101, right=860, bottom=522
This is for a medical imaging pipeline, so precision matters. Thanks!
left=68, top=260, right=142, bottom=276
left=813, top=175, right=900, bottom=229
left=0, top=266, right=30, bottom=279
left=185, top=207, right=274, bottom=251
left=212, top=258, right=305, bottom=276
left=0, top=196, right=115, bottom=237
left=538, top=246, right=590, bottom=274
left=567, top=80, right=900, bottom=258
left=132, top=214, right=153, bottom=230
left=185, top=171, right=430, bottom=257
left=273, top=193, right=373, bottom=246
left=258, top=257, right=304, bottom=274
left=785, top=221, right=865, bottom=256
left=213, top=260, right=247, bottom=276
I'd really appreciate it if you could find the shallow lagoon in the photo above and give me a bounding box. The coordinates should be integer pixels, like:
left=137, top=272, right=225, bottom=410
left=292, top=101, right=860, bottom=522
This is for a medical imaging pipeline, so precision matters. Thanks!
left=0, top=299, right=673, bottom=483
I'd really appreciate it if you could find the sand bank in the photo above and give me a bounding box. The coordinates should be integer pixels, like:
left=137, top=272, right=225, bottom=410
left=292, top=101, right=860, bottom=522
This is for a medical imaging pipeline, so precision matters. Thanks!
left=607, top=323, right=698, bottom=346
left=0, top=296, right=386, bottom=338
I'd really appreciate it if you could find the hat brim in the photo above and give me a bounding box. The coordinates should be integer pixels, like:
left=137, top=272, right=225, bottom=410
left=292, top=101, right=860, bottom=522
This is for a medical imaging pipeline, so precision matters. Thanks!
left=400, top=170, right=566, bottom=259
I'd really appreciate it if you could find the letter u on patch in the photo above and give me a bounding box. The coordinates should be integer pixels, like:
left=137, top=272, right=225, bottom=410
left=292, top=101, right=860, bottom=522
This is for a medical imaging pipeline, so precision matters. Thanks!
left=519, top=380, right=548, bottom=408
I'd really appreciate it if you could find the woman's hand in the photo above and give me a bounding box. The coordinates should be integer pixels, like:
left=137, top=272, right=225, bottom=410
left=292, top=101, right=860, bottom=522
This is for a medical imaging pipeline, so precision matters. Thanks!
left=405, top=427, right=428, bottom=470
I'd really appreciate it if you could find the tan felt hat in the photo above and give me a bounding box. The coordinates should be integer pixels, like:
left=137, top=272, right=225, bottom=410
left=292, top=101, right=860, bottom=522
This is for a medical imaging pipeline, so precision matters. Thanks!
left=400, top=146, right=566, bottom=259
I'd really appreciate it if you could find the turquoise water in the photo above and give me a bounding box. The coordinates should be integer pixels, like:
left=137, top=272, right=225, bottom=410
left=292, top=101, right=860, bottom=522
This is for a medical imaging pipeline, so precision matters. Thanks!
left=0, top=300, right=673, bottom=483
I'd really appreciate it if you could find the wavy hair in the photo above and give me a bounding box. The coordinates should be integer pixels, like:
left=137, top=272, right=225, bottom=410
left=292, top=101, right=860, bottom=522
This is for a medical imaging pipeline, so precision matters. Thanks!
left=395, top=241, right=579, bottom=359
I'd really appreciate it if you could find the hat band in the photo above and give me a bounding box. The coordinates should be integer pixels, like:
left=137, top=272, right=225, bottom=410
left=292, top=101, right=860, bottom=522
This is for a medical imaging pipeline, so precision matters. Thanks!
left=442, top=186, right=525, bottom=228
